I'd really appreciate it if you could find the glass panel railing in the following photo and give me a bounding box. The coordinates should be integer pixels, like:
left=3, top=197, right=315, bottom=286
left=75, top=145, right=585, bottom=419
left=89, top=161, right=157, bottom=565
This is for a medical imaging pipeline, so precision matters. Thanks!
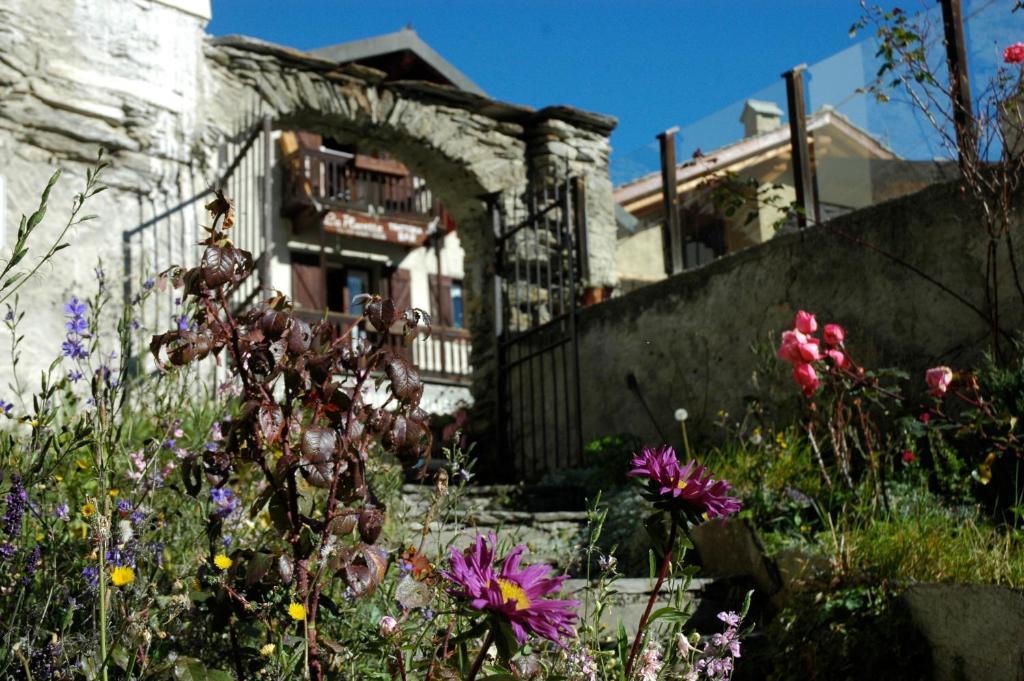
left=612, top=0, right=1020, bottom=285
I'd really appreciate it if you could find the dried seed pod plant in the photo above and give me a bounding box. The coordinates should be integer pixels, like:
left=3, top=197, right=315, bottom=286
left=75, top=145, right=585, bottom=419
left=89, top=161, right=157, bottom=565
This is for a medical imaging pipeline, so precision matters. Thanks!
left=150, top=191, right=433, bottom=680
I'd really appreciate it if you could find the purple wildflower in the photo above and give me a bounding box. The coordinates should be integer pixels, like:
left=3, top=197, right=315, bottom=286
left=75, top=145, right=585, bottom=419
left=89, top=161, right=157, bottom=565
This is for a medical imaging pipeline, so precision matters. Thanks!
left=23, top=546, right=41, bottom=583
left=143, top=278, right=155, bottom=290
left=55, top=504, right=69, bottom=521
left=117, top=500, right=131, bottom=516
left=65, top=316, right=88, bottom=334
left=0, top=400, right=12, bottom=416
left=0, top=543, right=16, bottom=561
left=210, top=487, right=238, bottom=517
left=63, top=297, right=87, bottom=318
left=131, top=510, right=146, bottom=525
left=82, top=566, right=99, bottom=589
left=443, top=533, right=578, bottom=646
left=68, top=370, right=83, bottom=383
left=3, top=474, right=29, bottom=538
left=628, top=446, right=742, bottom=519
left=61, top=337, right=88, bottom=360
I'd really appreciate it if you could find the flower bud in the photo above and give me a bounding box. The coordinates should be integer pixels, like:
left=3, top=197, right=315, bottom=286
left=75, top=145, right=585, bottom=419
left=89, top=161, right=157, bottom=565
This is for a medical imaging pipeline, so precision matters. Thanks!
left=378, top=615, right=399, bottom=638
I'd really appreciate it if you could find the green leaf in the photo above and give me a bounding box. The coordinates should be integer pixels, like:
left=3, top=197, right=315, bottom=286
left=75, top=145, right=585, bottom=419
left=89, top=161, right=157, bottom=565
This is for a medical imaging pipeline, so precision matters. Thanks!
left=648, top=606, right=690, bottom=625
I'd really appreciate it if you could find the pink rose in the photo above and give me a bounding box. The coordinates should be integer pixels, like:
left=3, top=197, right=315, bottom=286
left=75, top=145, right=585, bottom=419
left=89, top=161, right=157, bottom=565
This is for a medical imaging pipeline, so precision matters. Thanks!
left=794, top=310, right=817, bottom=334
left=778, top=330, right=822, bottom=365
left=901, top=449, right=917, bottom=464
left=826, top=348, right=847, bottom=368
left=793, top=362, right=820, bottom=397
left=1004, top=42, right=1024, bottom=64
left=925, top=366, right=953, bottom=398
left=777, top=329, right=807, bottom=366
left=823, top=323, right=845, bottom=347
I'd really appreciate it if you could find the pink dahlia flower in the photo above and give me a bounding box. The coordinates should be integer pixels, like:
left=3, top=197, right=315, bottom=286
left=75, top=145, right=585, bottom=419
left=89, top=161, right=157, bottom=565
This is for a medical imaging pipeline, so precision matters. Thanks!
left=443, top=533, right=577, bottom=645
left=794, top=310, right=818, bottom=334
left=1004, top=42, right=1024, bottom=64
left=628, top=446, right=741, bottom=519
left=925, top=366, right=953, bottom=398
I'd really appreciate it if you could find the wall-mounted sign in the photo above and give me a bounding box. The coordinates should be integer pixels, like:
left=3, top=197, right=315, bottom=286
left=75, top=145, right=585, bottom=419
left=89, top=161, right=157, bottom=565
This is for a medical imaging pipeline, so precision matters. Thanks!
left=322, top=210, right=428, bottom=247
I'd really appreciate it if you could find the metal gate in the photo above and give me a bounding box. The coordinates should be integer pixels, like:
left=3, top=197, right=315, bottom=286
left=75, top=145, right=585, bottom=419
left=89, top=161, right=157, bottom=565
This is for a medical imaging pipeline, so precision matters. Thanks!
left=495, top=175, right=587, bottom=480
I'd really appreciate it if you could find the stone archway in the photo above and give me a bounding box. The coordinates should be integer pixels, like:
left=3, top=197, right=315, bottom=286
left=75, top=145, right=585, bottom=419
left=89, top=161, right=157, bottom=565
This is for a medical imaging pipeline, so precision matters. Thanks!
left=201, top=35, right=617, bottom=455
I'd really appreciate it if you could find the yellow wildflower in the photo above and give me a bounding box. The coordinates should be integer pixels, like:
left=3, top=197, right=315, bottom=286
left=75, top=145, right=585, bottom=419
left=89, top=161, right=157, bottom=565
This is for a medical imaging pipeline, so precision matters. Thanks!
left=110, top=566, right=135, bottom=587
left=288, top=602, right=306, bottom=621
left=259, top=643, right=276, bottom=657
left=81, top=502, right=96, bottom=517
left=108, top=489, right=119, bottom=497
left=76, top=459, right=89, bottom=471
left=214, top=554, right=233, bottom=571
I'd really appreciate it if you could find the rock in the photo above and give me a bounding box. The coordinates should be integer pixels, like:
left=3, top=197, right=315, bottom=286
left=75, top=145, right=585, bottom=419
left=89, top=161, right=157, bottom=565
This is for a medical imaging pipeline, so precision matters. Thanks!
left=689, top=518, right=781, bottom=596
left=903, top=583, right=1024, bottom=681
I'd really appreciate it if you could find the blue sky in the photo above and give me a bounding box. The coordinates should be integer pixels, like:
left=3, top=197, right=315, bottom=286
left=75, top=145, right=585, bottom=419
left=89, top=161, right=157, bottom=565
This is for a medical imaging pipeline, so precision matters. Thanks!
left=208, top=2, right=887, bottom=150
left=207, top=1, right=1024, bottom=183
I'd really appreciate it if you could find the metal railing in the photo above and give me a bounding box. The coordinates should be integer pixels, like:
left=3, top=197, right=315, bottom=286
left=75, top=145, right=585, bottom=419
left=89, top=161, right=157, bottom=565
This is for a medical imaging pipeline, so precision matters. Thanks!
left=283, top=147, right=443, bottom=223
left=293, top=309, right=472, bottom=385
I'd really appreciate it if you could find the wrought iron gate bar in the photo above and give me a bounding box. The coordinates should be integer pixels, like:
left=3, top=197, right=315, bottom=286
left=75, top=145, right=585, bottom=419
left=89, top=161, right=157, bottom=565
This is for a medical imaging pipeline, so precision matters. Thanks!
left=497, top=311, right=573, bottom=347
left=494, top=173, right=585, bottom=480
left=122, top=112, right=271, bottom=387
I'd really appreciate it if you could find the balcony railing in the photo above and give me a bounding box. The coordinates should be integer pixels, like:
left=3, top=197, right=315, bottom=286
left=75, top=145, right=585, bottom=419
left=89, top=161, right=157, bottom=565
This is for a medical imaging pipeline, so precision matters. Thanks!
left=293, top=309, right=472, bottom=385
left=284, top=147, right=442, bottom=224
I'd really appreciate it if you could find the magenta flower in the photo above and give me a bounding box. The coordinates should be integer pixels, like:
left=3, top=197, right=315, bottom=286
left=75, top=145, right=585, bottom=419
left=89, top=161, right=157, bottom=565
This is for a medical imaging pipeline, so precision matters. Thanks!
left=628, top=446, right=742, bottom=519
left=443, top=533, right=578, bottom=646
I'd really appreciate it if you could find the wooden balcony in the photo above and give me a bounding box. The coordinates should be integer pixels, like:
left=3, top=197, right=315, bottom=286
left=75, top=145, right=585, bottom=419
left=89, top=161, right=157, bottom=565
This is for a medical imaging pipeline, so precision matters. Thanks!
left=293, top=309, right=472, bottom=386
left=283, top=147, right=444, bottom=228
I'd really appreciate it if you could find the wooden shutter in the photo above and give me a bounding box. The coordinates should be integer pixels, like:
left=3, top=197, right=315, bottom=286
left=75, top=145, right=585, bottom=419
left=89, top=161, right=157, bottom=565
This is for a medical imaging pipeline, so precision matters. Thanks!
left=291, top=252, right=325, bottom=311
left=389, top=268, right=412, bottom=311
left=428, top=274, right=454, bottom=327
left=295, top=132, right=322, bottom=150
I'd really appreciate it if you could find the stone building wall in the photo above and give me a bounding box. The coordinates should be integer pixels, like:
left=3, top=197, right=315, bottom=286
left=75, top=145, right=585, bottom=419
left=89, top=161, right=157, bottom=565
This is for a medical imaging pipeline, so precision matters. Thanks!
left=0, top=0, right=215, bottom=384
left=570, top=182, right=1024, bottom=450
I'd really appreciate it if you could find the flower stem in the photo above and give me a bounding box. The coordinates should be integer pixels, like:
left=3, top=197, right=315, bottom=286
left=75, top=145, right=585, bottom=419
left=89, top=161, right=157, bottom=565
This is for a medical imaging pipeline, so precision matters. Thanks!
left=624, top=517, right=677, bottom=679
left=98, top=530, right=108, bottom=681
left=466, top=629, right=494, bottom=681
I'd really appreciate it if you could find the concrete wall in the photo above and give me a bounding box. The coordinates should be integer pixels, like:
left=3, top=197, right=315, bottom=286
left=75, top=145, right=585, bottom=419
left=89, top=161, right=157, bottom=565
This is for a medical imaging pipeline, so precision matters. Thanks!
left=574, top=182, right=1023, bottom=450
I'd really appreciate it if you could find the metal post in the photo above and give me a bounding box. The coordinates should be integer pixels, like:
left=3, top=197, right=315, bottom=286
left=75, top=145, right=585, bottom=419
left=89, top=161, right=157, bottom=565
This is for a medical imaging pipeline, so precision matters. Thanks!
left=657, top=127, right=683, bottom=274
left=571, top=176, right=589, bottom=285
left=433, top=228, right=447, bottom=376
left=783, top=65, right=819, bottom=227
left=261, top=114, right=274, bottom=292
left=939, top=0, right=976, bottom=171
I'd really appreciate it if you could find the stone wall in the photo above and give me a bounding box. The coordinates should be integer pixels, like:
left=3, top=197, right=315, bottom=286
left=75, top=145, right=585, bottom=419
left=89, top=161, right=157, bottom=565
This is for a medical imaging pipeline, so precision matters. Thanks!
left=0, top=0, right=215, bottom=380
left=570, top=182, right=1024, bottom=450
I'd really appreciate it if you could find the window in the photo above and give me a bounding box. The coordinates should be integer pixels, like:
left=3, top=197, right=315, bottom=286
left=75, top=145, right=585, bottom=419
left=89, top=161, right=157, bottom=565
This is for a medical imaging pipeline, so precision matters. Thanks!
left=451, top=280, right=464, bottom=328
left=324, top=264, right=372, bottom=315
left=347, top=269, right=370, bottom=315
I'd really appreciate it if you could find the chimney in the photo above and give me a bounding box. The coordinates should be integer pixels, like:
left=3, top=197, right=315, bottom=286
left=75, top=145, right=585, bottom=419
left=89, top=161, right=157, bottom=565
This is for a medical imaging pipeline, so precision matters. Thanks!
left=740, top=99, right=784, bottom=137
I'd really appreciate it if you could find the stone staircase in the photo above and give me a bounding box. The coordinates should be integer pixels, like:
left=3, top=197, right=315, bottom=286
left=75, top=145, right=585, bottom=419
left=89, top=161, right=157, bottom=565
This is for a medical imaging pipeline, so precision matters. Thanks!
left=391, top=483, right=755, bottom=637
